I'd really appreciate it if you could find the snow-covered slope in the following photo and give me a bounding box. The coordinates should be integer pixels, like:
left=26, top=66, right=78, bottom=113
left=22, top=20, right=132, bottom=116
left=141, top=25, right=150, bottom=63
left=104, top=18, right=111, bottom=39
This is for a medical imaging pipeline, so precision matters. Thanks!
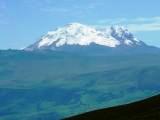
left=25, top=23, right=146, bottom=51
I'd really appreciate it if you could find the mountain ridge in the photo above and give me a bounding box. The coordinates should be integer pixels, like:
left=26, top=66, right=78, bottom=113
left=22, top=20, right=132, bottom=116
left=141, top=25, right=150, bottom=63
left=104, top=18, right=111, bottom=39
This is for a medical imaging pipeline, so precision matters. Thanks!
left=25, top=23, right=147, bottom=51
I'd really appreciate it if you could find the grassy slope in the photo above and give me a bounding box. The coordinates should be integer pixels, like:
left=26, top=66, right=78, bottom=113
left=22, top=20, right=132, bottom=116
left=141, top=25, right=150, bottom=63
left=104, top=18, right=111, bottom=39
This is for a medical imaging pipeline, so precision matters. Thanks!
left=0, top=50, right=160, bottom=119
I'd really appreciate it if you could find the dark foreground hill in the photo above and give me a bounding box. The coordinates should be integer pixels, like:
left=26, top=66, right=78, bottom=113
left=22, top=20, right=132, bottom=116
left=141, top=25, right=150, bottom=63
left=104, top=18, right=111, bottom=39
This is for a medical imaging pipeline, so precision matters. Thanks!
left=64, top=94, right=160, bottom=120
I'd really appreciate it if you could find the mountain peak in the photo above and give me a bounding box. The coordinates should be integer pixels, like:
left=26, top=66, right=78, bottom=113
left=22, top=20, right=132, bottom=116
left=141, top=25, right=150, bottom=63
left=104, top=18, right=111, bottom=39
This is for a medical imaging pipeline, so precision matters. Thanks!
left=25, top=23, right=146, bottom=51
left=108, top=25, right=142, bottom=46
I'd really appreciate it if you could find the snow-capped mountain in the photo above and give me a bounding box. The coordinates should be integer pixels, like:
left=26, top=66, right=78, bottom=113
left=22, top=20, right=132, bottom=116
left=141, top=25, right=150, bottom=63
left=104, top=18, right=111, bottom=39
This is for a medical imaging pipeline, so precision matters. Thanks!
left=25, top=23, right=146, bottom=51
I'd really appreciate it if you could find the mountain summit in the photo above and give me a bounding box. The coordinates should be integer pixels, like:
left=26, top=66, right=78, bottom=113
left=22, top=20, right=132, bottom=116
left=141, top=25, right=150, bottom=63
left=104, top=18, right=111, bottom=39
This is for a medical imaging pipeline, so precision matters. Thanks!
left=25, top=23, right=146, bottom=51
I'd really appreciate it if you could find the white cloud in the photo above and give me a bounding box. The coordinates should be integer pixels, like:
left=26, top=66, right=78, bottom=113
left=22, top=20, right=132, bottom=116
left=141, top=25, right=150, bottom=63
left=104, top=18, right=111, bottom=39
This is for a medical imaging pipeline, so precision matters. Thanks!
left=96, top=17, right=160, bottom=32
left=97, top=18, right=128, bottom=24
left=128, top=23, right=160, bottom=32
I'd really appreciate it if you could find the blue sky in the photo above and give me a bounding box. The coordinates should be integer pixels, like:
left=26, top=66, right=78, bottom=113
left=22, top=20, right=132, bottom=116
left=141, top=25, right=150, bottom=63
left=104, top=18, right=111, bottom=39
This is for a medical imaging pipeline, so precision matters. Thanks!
left=1, top=0, right=160, bottom=49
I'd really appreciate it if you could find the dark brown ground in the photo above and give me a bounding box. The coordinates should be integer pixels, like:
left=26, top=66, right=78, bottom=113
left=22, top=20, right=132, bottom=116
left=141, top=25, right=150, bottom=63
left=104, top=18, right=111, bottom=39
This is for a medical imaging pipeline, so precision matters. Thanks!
left=64, top=94, right=160, bottom=120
